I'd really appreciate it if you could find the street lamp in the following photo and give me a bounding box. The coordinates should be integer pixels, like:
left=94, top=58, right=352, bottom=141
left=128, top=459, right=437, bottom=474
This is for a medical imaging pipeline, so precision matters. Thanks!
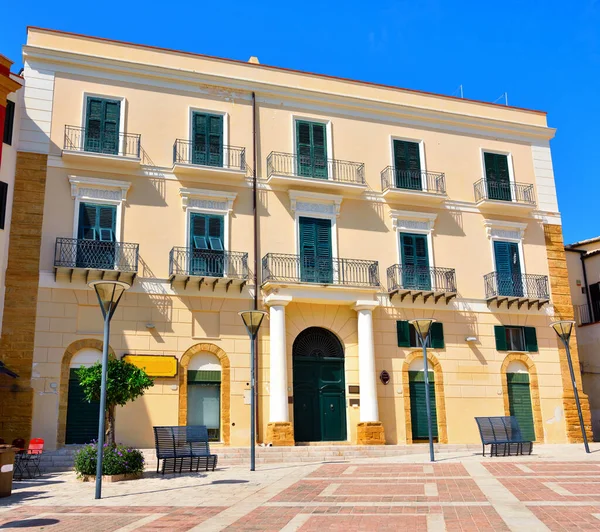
left=409, top=318, right=437, bottom=462
left=239, top=310, right=267, bottom=471
left=89, top=280, right=130, bottom=499
left=550, top=320, right=590, bottom=453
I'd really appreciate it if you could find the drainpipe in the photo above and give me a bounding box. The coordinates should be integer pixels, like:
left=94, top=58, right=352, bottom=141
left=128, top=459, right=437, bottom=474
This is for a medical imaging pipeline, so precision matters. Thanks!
left=251, top=91, right=260, bottom=439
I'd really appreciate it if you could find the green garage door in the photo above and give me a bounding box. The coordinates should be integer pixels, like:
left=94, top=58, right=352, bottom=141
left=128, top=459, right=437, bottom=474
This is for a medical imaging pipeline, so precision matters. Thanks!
left=507, top=372, right=535, bottom=441
left=409, top=370, right=438, bottom=441
left=65, top=369, right=100, bottom=444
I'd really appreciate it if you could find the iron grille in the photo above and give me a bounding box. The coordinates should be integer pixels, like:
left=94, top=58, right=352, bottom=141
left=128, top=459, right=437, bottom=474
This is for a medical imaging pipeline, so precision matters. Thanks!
left=54, top=238, right=139, bottom=272
left=575, top=304, right=594, bottom=326
left=169, top=247, right=248, bottom=279
left=173, top=140, right=246, bottom=171
left=387, top=265, right=456, bottom=293
left=63, top=125, right=141, bottom=158
left=380, top=167, right=446, bottom=194
left=266, top=151, right=365, bottom=184
left=474, top=178, right=535, bottom=205
left=484, top=272, right=549, bottom=300
left=262, top=253, right=379, bottom=287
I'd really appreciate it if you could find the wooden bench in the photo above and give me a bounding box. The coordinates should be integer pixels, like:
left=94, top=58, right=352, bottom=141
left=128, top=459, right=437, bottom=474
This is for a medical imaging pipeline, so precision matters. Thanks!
left=153, top=426, right=218, bottom=474
left=474, top=416, right=533, bottom=457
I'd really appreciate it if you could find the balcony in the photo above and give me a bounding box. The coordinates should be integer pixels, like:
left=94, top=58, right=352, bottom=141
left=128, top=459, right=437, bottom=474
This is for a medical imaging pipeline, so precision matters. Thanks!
left=169, top=247, right=249, bottom=292
left=262, top=253, right=379, bottom=290
left=387, top=265, right=457, bottom=304
left=474, top=179, right=536, bottom=215
left=266, top=152, right=366, bottom=194
left=172, top=140, right=246, bottom=180
left=484, top=272, right=549, bottom=310
left=381, top=168, right=447, bottom=205
left=54, top=238, right=139, bottom=284
left=62, top=125, right=141, bottom=167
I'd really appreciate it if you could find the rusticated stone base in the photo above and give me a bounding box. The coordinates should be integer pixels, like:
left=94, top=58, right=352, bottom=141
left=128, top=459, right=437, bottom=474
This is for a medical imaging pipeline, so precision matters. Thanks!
left=356, top=421, right=385, bottom=445
left=266, top=422, right=295, bottom=446
left=563, top=392, right=593, bottom=443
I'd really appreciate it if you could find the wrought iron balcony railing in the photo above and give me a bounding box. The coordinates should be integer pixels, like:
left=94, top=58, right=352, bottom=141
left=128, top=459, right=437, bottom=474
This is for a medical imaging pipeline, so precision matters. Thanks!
left=387, top=265, right=457, bottom=294
left=381, top=167, right=446, bottom=194
left=169, top=247, right=248, bottom=279
left=575, top=304, right=593, bottom=326
left=262, top=253, right=379, bottom=287
left=64, top=125, right=141, bottom=158
left=484, top=272, right=549, bottom=301
left=474, top=179, right=535, bottom=205
left=54, top=238, right=139, bottom=272
left=266, top=151, right=365, bottom=184
left=173, top=140, right=246, bottom=171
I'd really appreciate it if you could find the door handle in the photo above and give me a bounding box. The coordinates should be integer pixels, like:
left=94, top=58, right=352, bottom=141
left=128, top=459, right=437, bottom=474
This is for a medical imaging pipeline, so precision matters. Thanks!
left=330, top=403, right=335, bottom=412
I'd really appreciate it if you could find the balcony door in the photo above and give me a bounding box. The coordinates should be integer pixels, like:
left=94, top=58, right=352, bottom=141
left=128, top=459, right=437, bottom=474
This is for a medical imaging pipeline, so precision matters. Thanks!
left=393, top=140, right=422, bottom=190
left=299, top=217, right=332, bottom=283
left=494, top=240, right=523, bottom=297
left=77, top=203, right=116, bottom=269
left=85, top=97, right=120, bottom=155
left=296, top=121, right=328, bottom=179
left=484, top=152, right=512, bottom=201
left=189, top=213, right=225, bottom=277
left=400, top=233, right=431, bottom=290
left=192, top=113, right=223, bottom=167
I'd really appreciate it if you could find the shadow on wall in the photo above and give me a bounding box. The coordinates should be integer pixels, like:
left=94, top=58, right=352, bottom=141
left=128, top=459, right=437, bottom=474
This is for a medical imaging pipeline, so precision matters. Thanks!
left=136, top=256, right=173, bottom=335
left=454, top=303, right=486, bottom=365
left=115, top=386, right=156, bottom=449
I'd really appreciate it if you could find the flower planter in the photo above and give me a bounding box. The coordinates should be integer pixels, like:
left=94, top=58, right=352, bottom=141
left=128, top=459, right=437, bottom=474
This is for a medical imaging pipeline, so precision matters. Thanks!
left=80, top=472, right=143, bottom=483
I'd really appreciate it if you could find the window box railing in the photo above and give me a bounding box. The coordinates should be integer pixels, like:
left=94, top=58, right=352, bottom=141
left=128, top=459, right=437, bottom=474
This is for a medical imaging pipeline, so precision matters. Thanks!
left=474, top=179, right=535, bottom=205
left=64, top=125, right=141, bottom=158
left=262, top=253, right=379, bottom=287
left=173, top=140, right=246, bottom=171
left=381, top=167, right=446, bottom=194
left=54, top=238, right=139, bottom=272
left=484, top=272, right=549, bottom=302
left=387, top=265, right=456, bottom=294
left=266, top=151, right=365, bottom=184
left=169, top=247, right=248, bottom=279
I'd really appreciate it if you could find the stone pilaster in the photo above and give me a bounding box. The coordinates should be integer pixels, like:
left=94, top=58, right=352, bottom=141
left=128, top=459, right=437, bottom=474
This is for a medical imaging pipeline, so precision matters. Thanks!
left=357, top=421, right=385, bottom=445
left=266, top=421, right=295, bottom=446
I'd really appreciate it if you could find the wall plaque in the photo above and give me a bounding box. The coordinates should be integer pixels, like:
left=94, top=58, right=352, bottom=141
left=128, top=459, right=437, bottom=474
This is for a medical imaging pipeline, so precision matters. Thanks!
left=348, top=385, right=360, bottom=394
left=380, top=370, right=391, bottom=385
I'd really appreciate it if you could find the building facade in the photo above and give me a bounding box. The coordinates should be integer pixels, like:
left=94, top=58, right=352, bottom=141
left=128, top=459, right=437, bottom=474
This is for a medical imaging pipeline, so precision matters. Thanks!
left=0, top=27, right=591, bottom=450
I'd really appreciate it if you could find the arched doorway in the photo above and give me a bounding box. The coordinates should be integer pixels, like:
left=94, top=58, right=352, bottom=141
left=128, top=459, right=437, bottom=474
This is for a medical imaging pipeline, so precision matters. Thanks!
left=66, top=348, right=101, bottom=444
left=292, top=327, right=346, bottom=442
left=506, top=361, right=536, bottom=441
left=187, top=352, right=222, bottom=442
left=408, top=358, right=438, bottom=442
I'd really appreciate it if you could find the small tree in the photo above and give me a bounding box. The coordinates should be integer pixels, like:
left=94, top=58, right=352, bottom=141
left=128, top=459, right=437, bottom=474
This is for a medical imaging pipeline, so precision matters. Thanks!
left=77, top=359, right=154, bottom=445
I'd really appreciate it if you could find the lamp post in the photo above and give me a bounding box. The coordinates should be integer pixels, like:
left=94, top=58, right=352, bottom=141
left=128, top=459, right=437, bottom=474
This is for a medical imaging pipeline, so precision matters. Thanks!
left=239, top=310, right=267, bottom=471
left=89, top=280, right=130, bottom=499
left=409, top=318, right=437, bottom=462
left=550, top=320, right=590, bottom=453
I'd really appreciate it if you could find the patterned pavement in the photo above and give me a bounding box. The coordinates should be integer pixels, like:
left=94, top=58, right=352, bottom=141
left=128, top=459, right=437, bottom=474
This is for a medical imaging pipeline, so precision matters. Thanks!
left=2, top=453, right=600, bottom=531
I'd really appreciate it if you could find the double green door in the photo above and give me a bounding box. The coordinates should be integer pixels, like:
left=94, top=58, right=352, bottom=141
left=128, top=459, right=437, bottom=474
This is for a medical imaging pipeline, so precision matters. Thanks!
left=299, top=217, right=333, bottom=283
left=66, top=369, right=100, bottom=444
left=409, top=371, right=438, bottom=441
left=393, top=140, right=422, bottom=190
left=507, top=373, right=535, bottom=441
left=400, top=233, right=431, bottom=290
left=293, top=357, right=346, bottom=442
left=192, top=113, right=223, bottom=167
left=484, top=152, right=511, bottom=201
left=296, top=121, right=328, bottom=178
left=494, top=240, right=523, bottom=297
left=85, top=97, right=120, bottom=155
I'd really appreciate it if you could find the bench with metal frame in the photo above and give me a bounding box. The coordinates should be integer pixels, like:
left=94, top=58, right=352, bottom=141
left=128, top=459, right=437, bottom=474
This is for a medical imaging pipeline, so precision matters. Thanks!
left=474, top=416, right=533, bottom=457
left=153, top=425, right=218, bottom=474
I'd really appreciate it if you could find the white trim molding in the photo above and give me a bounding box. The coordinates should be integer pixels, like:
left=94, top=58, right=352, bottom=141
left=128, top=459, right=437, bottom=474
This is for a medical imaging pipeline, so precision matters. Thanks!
left=288, top=190, right=343, bottom=217
left=179, top=188, right=237, bottom=212
left=389, top=209, right=437, bottom=232
left=81, top=92, right=127, bottom=155
left=291, top=115, right=334, bottom=164
left=483, top=219, right=527, bottom=240
left=479, top=148, right=516, bottom=184
left=389, top=135, right=426, bottom=173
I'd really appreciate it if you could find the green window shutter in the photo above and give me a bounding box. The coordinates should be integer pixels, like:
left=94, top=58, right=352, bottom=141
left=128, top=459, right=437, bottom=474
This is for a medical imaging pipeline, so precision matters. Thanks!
left=103, top=100, right=120, bottom=154
left=494, top=241, right=522, bottom=297
left=397, top=320, right=410, bottom=347
left=393, top=140, right=421, bottom=190
left=431, top=322, right=444, bottom=349
left=78, top=203, right=116, bottom=241
left=208, top=115, right=223, bottom=166
left=98, top=206, right=116, bottom=242
left=187, top=370, right=222, bottom=383
left=311, top=123, right=327, bottom=178
left=84, top=97, right=120, bottom=155
left=192, top=113, right=223, bottom=166
left=409, top=371, right=438, bottom=439
left=524, top=327, right=538, bottom=352
left=400, top=233, right=430, bottom=290
left=79, top=203, right=97, bottom=240
left=506, top=373, right=535, bottom=441
left=299, top=217, right=332, bottom=283
left=484, top=152, right=509, bottom=182
left=66, top=369, right=100, bottom=444
left=296, top=121, right=328, bottom=178
left=494, top=325, right=508, bottom=351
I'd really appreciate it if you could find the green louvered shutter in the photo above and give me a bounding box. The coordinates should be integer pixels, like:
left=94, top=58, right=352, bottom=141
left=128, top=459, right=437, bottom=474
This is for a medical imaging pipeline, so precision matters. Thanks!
left=401, top=233, right=430, bottom=290
left=507, top=372, right=535, bottom=441
left=192, top=113, right=208, bottom=165
left=409, top=371, right=438, bottom=440
left=296, top=121, right=328, bottom=179
left=393, top=140, right=421, bottom=190
left=84, top=97, right=120, bottom=155
left=494, top=325, right=508, bottom=351
left=65, top=369, right=100, bottom=444
left=524, top=327, right=538, bottom=352
left=299, top=217, right=332, bottom=283
left=431, top=322, right=445, bottom=349
left=85, top=98, right=103, bottom=153
left=494, top=241, right=522, bottom=297
left=315, top=218, right=333, bottom=283
left=189, top=213, right=224, bottom=276
left=192, top=113, right=223, bottom=167
left=312, top=123, right=327, bottom=178
left=397, top=320, right=410, bottom=347
left=484, top=152, right=511, bottom=201
left=208, top=115, right=224, bottom=167
left=103, top=101, right=120, bottom=155
left=77, top=203, right=116, bottom=268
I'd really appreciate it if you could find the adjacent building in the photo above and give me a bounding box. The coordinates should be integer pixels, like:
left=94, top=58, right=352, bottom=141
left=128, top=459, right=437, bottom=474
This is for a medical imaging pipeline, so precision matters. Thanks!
left=0, top=26, right=591, bottom=450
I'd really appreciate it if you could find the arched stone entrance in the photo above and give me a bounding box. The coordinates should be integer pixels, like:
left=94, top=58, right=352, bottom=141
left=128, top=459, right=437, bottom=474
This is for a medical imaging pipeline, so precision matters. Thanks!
left=292, top=327, right=347, bottom=442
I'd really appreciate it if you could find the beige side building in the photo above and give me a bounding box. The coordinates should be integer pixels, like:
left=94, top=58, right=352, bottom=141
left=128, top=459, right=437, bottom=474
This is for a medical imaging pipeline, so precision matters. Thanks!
left=0, top=26, right=590, bottom=450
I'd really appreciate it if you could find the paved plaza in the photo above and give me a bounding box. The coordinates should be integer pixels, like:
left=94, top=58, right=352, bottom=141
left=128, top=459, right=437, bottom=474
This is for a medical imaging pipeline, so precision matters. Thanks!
left=2, top=445, right=600, bottom=531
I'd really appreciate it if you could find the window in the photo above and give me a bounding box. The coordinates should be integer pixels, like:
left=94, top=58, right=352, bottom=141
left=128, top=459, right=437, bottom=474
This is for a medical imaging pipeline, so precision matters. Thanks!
left=296, top=121, right=328, bottom=178
left=590, top=282, right=600, bottom=323
left=299, top=216, right=332, bottom=283
left=85, top=97, right=121, bottom=155
left=393, top=140, right=422, bottom=190
left=3, top=100, right=15, bottom=146
left=494, top=325, right=538, bottom=352
left=0, top=181, right=8, bottom=230
left=493, top=240, right=523, bottom=297
left=483, top=152, right=511, bottom=201
left=77, top=203, right=117, bottom=269
left=397, top=321, right=444, bottom=349
left=192, top=113, right=223, bottom=167
left=400, top=232, right=430, bottom=290
left=189, top=212, right=225, bottom=277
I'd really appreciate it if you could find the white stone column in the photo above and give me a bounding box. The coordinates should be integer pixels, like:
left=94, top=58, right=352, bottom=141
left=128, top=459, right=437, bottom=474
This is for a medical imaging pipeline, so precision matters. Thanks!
left=353, top=300, right=380, bottom=422
left=264, top=294, right=292, bottom=423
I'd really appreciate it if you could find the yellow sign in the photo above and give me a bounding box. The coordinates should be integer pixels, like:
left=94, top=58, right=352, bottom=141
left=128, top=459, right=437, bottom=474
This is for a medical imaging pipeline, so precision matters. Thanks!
left=122, top=355, right=178, bottom=377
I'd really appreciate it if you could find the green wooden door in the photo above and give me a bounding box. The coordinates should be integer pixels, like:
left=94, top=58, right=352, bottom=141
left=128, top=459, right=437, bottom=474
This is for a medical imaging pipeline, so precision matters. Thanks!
left=66, top=369, right=100, bottom=445
left=85, top=97, right=120, bottom=155
left=494, top=240, right=523, bottom=297
left=299, top=217, right=333, bottom=283
left=77, top=203, right=116, bottom=269
left=484, top=152, right=511, bottom=201
left=189, top=213, right=224, bottom=276
left=296, top=121, right=328, bottom=178
left=409, top=371, right=438, bottom=440
left=400, top=233, right=431, bottom=290
left=507, top=373, right=535, bottom=441
left=393, top=140, right=421, bottom=190
left=192, top=113, right=223, bottom=167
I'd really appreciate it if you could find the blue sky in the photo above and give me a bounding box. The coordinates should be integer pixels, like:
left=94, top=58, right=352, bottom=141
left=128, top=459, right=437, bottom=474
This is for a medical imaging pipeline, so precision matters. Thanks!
left=2, top=0, right=599, bottom=243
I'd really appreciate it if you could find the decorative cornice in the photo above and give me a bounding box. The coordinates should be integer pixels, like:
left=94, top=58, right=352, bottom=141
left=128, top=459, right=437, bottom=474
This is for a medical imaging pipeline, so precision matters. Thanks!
left=179, top=188, right=237, bottom=212
left=389, top=209, right=437, bottom=232
left=69, top=176, right=131, bottom=202
left=289, top=190, right=343, bottom=216
left=483, top=219, right=527, bottom=240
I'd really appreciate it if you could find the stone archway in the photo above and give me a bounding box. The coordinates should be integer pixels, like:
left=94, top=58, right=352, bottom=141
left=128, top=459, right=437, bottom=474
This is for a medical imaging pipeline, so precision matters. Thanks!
left=402, top=351, right=448, bottom=444
left=57, top=339, right=116, bottom=447
left=179, top=343, right=231, bottom=445
left=501, top=353, right=544, bottom=443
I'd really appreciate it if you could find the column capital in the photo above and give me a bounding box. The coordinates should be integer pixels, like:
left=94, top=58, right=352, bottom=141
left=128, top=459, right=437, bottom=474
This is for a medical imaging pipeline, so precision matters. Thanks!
left=352, top=300, right=379, bottom=312
left=264, top=293, right=293, bottom=307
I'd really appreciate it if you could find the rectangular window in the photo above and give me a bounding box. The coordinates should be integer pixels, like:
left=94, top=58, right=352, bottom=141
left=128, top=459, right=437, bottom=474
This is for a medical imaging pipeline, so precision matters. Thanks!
left=397, top=321, right=444, bottom=349
left=493, top=240, right=523, bottom=297
left=296, top=120, right=328, bottom=178
left=77, top=203, right=117, bottom=269
left=393, top=140, right=422, bottom=190
left=505, top=327, right=525, bottom=351
left=85, top=97, right=121, bottom=155
left=0, top=181, right=7, bottom=230
left=590, top=282, right=600, bottom=323
left=494, top=325, right=538, bottom=352
left=3, top=100, right=15, bottom=146
left=189, top=212, right=225, bottom=277
left=192, top=112, right=223, bottom=167
left=483, top=152, right=511, bottom=201
left=400, top=232, right=431, bottom=290
left=299, top=216, right=333, bottom=283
